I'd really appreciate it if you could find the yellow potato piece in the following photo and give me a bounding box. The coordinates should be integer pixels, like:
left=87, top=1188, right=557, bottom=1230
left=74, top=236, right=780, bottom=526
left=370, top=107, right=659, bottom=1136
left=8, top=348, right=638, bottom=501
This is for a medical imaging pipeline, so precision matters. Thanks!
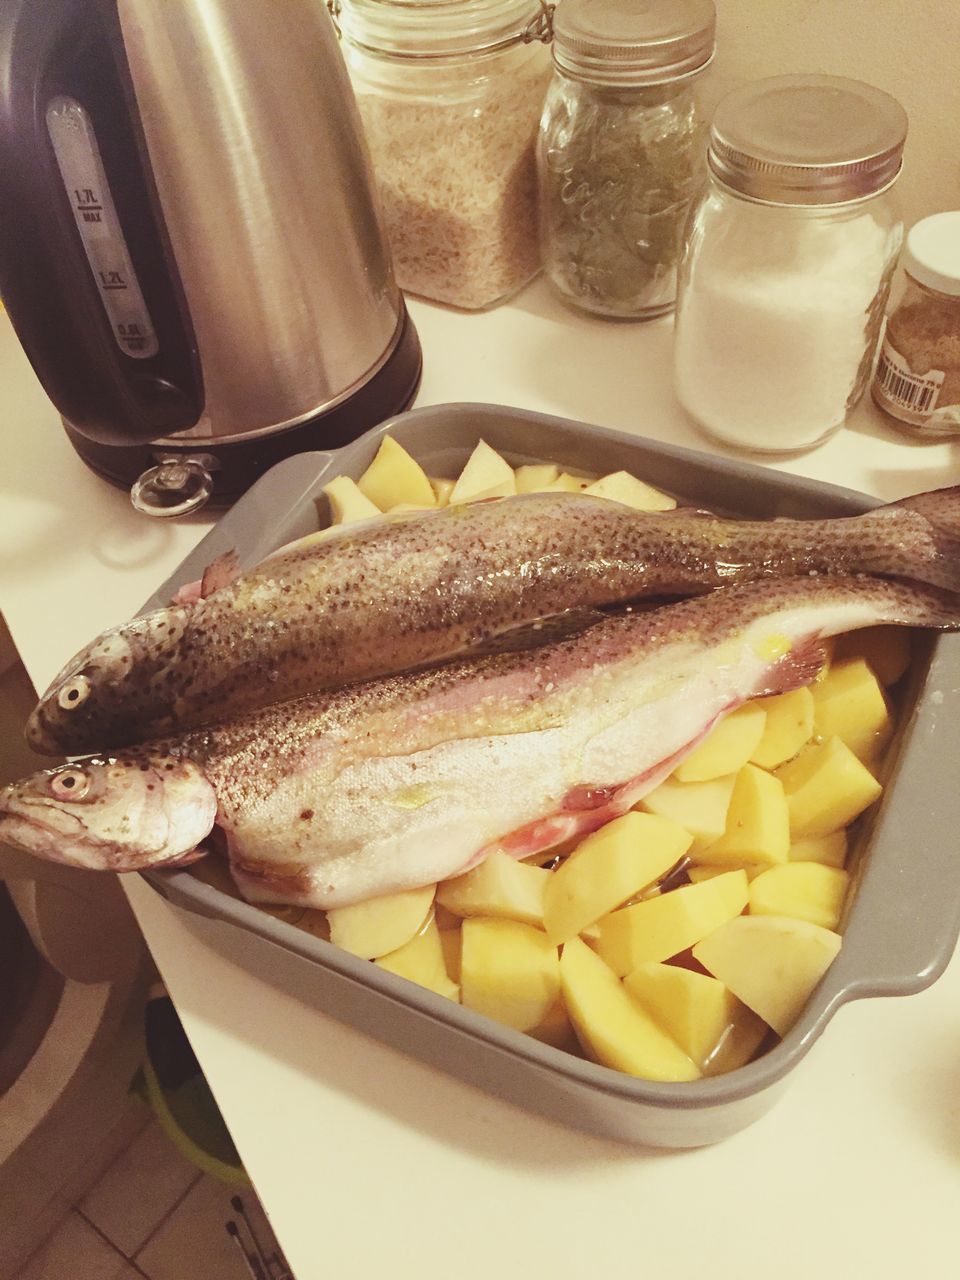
left=327, top=884, right=435, bottom=960
left=595, top=870, right=749, bottom=976
left=687, top=863, right=765, bottom=883
left=749, top=686, right=815, bottom=769
left=693, top=915, right=842, bottom=1037
left=437, top=849, right=550, bottom=927
left=449, top=440, right=517, bottom=503
left=356, top=435, right=436, bottom=510
left=789, top=830, right=848, bottom=868
left=623, top=962, right=766, bottom=1074
left=833, top=625, right=912, bottom=687
left=748, top=862, right=850, bottom=932
left=460, top=919, right=559, bottom=1032
left=386, top=502, right=435, bottom=514
left=705, top=764, right=790, bottom=867
left=812, top=657, right=892, bottom=762
left=638, top=773, right=736, bottom=854
left=543, top=812, right=693, bottom=945
left=431, top=476, right=456, bottom=506
left=322, top=474, right=382, bottom=524
left=582, top=470, right=677, bottom=511
left=538, top=471, right=591, bottom=493
left=514, top=463, right=559, bottom=493
left=559, top=938, right=700, bottom=1081
left=776, top=737, right=882, bottom=838
left=375, top=920, right=460, bottom=1001
left=673, top=704, right=768, bottom=783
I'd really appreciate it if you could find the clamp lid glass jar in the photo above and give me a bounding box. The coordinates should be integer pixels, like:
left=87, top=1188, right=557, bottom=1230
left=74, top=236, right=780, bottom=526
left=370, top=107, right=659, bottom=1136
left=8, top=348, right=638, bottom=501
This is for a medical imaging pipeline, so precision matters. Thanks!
left=673, top=75, right=907, bottom=454
left=872, top=210, right=960, bottom=437
left=336, top=0, right=552, bottom=311
left=537, top=0, right=716, bottom=319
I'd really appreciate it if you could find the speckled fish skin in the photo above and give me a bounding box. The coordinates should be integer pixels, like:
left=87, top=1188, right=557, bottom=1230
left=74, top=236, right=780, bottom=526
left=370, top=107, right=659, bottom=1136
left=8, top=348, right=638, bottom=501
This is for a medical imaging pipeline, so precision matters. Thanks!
left=25, top=485, right=960, bottom=755
left=6, top=575, right=960, bottom=905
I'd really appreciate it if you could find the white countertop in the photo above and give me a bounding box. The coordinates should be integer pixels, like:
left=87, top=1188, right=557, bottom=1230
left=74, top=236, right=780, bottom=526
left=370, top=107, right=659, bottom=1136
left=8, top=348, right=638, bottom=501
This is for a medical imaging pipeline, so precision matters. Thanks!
left=3, top=286, right=960, bottom=1280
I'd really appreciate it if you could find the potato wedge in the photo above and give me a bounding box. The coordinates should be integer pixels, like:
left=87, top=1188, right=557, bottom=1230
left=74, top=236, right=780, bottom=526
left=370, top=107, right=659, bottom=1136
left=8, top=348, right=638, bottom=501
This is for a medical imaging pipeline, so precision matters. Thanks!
left=356, top=435, right=436, bottom=510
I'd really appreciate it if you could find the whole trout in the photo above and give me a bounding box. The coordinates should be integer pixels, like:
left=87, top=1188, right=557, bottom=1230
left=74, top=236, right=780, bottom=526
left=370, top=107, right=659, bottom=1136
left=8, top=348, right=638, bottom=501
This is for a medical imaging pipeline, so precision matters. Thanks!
left=26, top=485, right=960, bottom=755
left=5, top=576, right=959, bottom=906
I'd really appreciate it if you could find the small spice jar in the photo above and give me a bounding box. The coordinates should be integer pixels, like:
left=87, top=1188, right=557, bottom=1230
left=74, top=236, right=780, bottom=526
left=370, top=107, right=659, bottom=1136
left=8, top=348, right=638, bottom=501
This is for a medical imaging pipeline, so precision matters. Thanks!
left=335, top=0, right=552, bottom=311
left=537, top=0, right=715, bottom=319
left=872, top=211, right=960, bottom=437
left=673, top=75, right=907, bottom=454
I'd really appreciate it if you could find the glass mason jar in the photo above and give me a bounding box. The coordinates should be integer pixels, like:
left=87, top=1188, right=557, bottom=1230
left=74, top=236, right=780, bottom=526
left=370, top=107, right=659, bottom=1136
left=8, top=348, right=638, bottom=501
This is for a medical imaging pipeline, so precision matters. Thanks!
left=673, top=75, right=907, bottom=454
left=538, top=0, right=715, bottom=319
left=872, top=210, right=960, bottom=438
left=335, top=0, right=552, bottom=311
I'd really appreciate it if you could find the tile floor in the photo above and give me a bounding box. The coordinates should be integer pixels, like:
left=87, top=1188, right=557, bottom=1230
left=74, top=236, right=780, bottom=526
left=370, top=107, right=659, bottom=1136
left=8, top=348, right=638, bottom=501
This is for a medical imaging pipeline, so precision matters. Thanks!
left=16, top=1112, right=293, bottom=1279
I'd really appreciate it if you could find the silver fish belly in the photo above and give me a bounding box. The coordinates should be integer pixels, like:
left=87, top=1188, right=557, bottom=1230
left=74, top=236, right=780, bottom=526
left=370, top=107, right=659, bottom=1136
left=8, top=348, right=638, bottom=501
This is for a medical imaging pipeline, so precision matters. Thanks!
left=6, top=575, right=957, bottom=906
left=25, top=485, right=960, bottom=755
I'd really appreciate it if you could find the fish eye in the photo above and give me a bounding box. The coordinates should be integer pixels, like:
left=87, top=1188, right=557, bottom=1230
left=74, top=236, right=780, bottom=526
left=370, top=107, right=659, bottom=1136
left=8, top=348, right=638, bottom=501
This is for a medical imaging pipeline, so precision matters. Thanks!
left=50, top=769, right=90, bottom=800
left=57, top=675, right=91, bottom=711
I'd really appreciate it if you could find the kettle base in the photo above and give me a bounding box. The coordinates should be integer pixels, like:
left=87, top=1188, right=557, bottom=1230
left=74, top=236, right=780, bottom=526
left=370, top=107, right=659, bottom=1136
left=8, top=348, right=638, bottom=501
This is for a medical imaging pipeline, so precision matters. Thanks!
left=64, top=309, right=423, bottom=508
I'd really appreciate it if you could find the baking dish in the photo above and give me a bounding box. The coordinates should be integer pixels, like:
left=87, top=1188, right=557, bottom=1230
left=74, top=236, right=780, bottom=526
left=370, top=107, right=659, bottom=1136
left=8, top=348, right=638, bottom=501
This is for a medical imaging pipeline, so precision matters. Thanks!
left=142, top=403, right=960, bottom=1148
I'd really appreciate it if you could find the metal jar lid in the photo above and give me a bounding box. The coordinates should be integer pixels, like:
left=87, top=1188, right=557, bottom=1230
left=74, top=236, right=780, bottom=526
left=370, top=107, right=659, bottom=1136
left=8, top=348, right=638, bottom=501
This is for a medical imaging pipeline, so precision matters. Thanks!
left=551, top=0, right=716, bottom=87
left=336, top=0, right=549, bottom=59
left=903, top=211, right=960, bottom=298
left=708, top=74, right=908, bottom=206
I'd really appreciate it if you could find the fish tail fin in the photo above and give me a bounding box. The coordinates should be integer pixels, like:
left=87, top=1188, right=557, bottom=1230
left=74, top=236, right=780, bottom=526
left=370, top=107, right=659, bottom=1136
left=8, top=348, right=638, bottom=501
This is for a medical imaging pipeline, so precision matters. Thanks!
left=877, top=486, right=960, bottom=593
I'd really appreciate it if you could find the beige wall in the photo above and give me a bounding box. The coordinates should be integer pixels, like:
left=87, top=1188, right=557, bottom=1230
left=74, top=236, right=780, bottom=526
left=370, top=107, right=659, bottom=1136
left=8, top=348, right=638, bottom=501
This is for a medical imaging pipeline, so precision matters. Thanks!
left=706, top=0, right=960, bottom=230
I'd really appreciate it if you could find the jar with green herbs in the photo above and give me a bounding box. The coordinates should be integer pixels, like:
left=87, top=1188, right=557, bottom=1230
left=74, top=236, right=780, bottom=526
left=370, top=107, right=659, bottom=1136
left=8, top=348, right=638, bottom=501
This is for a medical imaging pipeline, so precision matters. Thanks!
left=537, top=0, right=715, bottom=319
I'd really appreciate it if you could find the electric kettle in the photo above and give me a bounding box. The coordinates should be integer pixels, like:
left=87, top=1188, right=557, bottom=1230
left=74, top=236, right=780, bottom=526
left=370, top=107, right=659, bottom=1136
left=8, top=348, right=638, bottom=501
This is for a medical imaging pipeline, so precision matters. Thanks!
left=0, top=0, right=422, bottom=515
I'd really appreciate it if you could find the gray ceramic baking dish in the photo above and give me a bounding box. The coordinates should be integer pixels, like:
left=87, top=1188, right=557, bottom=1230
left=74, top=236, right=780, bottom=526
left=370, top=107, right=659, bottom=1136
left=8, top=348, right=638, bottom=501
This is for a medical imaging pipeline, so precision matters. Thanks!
left=142, top=403, right=960, bottom=1148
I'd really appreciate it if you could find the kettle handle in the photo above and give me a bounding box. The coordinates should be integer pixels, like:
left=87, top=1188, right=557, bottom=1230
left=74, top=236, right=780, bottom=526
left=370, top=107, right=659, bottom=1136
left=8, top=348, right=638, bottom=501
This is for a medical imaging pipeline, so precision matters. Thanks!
left=0, top=0, right=203, bottom=447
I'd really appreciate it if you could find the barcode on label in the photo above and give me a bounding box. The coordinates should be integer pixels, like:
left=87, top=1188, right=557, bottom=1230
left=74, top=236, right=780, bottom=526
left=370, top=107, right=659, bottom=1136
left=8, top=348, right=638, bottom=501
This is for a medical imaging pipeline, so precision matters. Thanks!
left=876, top=349, right=939, bottom=413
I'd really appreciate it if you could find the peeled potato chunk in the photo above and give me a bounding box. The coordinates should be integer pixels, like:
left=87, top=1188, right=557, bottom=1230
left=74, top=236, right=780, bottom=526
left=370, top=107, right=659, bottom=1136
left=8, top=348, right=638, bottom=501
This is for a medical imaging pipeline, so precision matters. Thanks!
left=638, top=774, right=736, bottom=854
left=749, top=687, right=815, bottom=770
left=327, top=884, right=435, bottom=960
left=375, top=920, right=460, bottom=1001
left=623, top=962, right=766, bottom=1074
left=449, top=440, right=517, bottom=503
left=356, top=435, right=436, bottom=510
left=673, top=704, right=767, bottom=783
left=514, top=463, right=559, bottom=493
left=543, top=812, right=693, bottom=945
left=582, top=471, right=677, bottom=511
left=748, top=862, right=850, bottom=932
left=460, top=918, right=559, bottom=1033
left=595, top=870, right=749, bottom=976
left=437, top=849, right=550, bottom=928
left=789, top=830, right=848, bottom=868
left=812, top=657, right=892, bottom=762
left=705, top=764, right=790, bottom=867
left=322, top=474, right=382, bottom=525
left=559, top=938, right=700, bottom=1081
left=431, top=476, right=456, bottom=506
left=693, top=915, right=842, bottom=1037
left=776, top=737, right=882, bottom=838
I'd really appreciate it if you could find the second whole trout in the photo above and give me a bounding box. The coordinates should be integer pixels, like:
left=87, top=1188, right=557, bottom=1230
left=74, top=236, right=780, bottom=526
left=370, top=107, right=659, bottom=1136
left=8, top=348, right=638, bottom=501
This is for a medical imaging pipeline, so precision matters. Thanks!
left=27, top=484, right=960, bottom=754
left=5, top=575, right=960, bottom=906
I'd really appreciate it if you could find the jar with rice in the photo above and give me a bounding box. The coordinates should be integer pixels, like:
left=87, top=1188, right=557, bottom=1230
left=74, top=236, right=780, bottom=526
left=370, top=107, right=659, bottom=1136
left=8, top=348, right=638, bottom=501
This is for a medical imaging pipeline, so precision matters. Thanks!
left=334, top=0, right=552, bottom=311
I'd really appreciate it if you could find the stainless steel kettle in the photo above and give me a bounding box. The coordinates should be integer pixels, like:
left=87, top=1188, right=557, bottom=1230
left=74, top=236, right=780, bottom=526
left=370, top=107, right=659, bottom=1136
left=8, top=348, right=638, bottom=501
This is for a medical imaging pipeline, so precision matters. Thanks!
left=0, top=0, right=421, bottom=514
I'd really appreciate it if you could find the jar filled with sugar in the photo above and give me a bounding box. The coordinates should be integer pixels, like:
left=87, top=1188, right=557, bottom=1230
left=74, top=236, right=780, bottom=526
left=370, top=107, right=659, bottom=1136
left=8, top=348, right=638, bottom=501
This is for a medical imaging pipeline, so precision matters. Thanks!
left=538, top=0, right=715, bottom=319
left=334, top=0, right=552, bottom=311
left=872, top=211, right=960, bottom=438
left=673, top=75, right=907, bottom=454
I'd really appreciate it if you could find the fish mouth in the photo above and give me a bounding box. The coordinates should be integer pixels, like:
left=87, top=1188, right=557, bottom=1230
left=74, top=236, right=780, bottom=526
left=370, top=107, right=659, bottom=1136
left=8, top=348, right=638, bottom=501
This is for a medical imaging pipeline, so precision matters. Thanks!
left=0, top=804, right=94, bottom=867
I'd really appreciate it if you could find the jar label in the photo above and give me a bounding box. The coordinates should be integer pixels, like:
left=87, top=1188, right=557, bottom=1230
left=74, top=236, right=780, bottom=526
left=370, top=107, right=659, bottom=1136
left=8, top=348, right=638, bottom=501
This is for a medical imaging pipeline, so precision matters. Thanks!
left=874, top=339, right=945, bottom=419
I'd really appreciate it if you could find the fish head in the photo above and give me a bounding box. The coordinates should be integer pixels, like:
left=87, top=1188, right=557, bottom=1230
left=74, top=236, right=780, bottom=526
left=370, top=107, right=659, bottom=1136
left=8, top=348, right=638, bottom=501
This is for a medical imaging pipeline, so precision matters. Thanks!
left=0, top=755, right=217, bottom=871
left=25, top=609, right=189, bottom=755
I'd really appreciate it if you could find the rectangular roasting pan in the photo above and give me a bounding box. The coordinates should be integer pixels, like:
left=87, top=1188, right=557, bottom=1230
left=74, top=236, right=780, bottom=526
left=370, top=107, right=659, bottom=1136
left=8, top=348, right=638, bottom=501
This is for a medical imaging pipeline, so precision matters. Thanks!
left=142, top=404, right=960, bottom=1148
